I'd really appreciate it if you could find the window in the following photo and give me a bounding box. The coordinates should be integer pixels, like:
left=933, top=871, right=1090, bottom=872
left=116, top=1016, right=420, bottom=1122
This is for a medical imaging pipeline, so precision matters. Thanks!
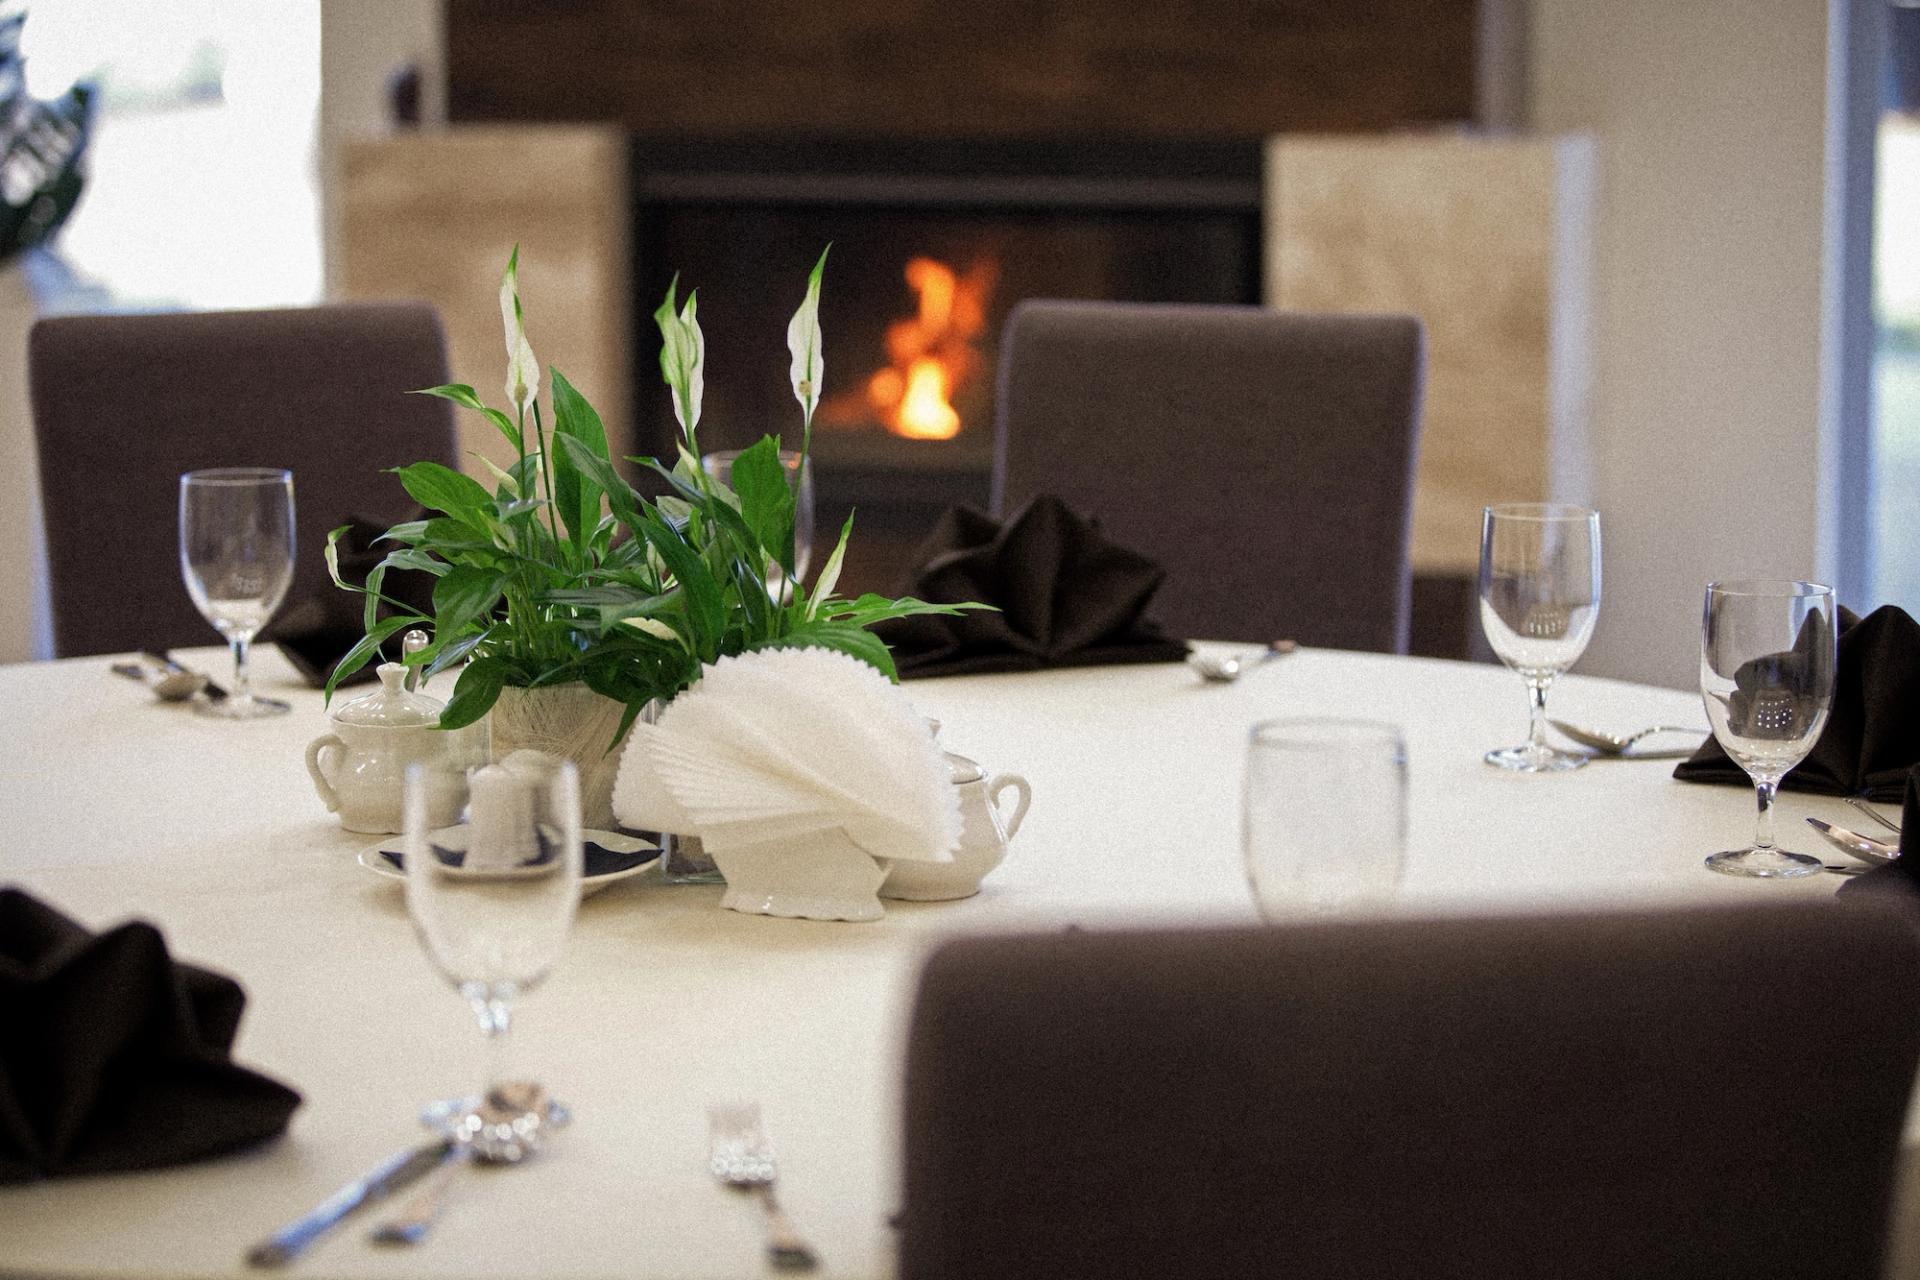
left=20, top=0, right=320, bottom=310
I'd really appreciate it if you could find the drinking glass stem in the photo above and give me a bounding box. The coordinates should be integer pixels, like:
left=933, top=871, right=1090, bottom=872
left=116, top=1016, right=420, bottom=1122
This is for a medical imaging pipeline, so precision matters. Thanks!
left=228, top=630, right=254, bottom=702
left=1752, top=775, right=1780, bottom=853
left=466, top=983, right=515, bottom=1092
left=1526, top=676, right=1554, bottom=752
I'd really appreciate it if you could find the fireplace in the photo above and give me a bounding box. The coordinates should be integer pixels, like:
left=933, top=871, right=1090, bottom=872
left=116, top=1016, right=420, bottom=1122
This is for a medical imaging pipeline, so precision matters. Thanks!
left=628, top=136, right=1262, bottom=578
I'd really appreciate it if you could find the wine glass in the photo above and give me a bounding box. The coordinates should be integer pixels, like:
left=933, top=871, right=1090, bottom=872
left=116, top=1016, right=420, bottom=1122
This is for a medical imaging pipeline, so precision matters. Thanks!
left=1478, top=503, right=1602, bottom=771
left=1243, top=719, right=1407, bottom=920
left=178, top=468, right=295, bottom=718
left=701, top=448, right=815, bottom=592
left=1699, top=580, right=1836, bottom=879
left=405, top=759, right=582, bottom=1161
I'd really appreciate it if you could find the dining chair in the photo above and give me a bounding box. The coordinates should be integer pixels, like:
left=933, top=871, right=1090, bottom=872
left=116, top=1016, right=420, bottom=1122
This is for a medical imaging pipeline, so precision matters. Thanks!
left=990, top=300, right=1425, bottom=652
left=29, top=302, right=458, bottom=658
left=900, top=902, right=1920, bottom=1280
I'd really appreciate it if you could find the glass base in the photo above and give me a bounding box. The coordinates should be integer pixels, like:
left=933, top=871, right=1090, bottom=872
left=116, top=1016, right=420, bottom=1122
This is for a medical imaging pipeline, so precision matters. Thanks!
left=1704, top=847, right=1825, bottom=879
left=421, top=1082, right=569, bottom=1163
left=193, top=693, right=289, bottom=719
left=658, top=831, right=724, bottom=885
left=1484, top=741, right=1588, bottom=773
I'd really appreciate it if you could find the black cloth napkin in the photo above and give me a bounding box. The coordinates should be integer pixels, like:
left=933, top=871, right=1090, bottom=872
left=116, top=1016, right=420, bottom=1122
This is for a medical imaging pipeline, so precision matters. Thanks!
left=874, top=496, right=1191, bottom=679
left=275, top=509, right=437, bottom=688
left=1674, top=604, right=1920, bottom=802
left=0, top=888, right=300, bottom=1182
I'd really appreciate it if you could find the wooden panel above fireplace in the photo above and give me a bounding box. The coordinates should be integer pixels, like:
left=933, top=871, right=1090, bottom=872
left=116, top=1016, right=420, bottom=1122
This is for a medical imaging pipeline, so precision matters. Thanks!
left=444, top=0, right=1487, bottom=138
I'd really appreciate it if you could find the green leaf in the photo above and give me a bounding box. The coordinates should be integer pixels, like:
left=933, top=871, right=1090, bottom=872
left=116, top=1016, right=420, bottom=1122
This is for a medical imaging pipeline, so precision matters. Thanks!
left=438, top=656, right=510, bottom=731
left=765, top=621, right=898, bottom=681
left=549, top=368, right=609, bottom=556
left=380, top=547, right=450, bottom=577
left=395, top=461, right=493, bottom=519
left=412, top=384, right=522, bottom=452
left=638, top=514, right=724, bottom=655
left=418, top=516, right=496, bottom=554
left=823, top=593, right=980, bottom=626
left=379, top=520, right=430, bottom=545
left=730, top=437, right=797, bottom=572
left=423, top=628, right=486, bottom=680
left=432, top=565, right=506, bottom=635
left=787, top=245, right=829, bottom=430
left=805, top=513, right=855, bottom=620
left=556, top=431, right=637, bottom=525
left=322, top=614, right=419, bottom=704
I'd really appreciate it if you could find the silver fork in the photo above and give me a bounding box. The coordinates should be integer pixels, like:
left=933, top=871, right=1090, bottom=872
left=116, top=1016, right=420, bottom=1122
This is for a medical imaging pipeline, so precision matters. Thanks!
left=708, top=1103, right=818, bottom=1272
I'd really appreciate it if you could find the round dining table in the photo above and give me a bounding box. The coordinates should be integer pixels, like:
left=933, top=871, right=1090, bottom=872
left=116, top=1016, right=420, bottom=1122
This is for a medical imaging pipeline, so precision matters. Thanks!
left=0, top=643, right=1909, bottom=1279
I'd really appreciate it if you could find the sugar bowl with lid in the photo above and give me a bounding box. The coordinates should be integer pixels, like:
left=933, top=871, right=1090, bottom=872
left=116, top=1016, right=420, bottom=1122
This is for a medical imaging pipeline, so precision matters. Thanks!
left=305, top=662, right=482, bottom=833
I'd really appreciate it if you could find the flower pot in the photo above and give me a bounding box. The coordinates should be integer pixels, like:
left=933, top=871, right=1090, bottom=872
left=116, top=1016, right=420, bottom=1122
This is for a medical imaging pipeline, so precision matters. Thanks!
left=486, top=684, right=628, bottom=828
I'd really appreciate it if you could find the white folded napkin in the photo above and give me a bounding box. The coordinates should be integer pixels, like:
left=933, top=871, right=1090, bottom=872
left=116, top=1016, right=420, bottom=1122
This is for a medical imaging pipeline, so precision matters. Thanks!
left=612, top=647, right=960, bottom=864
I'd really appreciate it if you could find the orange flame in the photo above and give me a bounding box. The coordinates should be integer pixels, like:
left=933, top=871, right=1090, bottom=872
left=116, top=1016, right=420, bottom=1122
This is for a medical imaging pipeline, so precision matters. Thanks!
left=825, top=255, right=997, bottom=441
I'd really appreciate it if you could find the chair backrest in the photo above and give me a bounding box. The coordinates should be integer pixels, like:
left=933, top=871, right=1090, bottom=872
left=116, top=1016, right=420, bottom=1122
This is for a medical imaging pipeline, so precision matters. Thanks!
left=991, top=301, right=1424, bottom=652
left=30, top=302, right=458, bottom=658
left=901, top=903, right=1920, bottom=1280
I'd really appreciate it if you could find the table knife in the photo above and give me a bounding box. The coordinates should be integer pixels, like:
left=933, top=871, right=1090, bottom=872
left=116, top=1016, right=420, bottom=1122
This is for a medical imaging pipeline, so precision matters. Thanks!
left=245, top=1138, right=456, bottom=1268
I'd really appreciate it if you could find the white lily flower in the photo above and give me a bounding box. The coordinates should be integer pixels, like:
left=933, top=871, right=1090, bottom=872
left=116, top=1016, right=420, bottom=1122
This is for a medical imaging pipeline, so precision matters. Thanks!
left=787, top=246, right=828, bottom=425
left=500, top=248, right=539, bottom=415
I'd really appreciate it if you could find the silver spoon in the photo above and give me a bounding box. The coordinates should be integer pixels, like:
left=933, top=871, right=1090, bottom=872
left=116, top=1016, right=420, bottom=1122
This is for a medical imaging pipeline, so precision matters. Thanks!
left=1844, top=795, right=1903, bottom=837
left=1189, top=639, right=1297, bottom=683
left=376, top=1082, right=567, bottom=1247
left=112, top=660, right=207, bottom=702
left=1805, top=817, right=1899, bottom=865
left=1548, top=720, right=1705, bottom=756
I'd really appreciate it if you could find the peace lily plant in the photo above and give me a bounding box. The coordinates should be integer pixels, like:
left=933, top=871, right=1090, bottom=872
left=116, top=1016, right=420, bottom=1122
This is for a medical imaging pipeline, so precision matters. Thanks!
left=324, top=246, right=972, bottom=745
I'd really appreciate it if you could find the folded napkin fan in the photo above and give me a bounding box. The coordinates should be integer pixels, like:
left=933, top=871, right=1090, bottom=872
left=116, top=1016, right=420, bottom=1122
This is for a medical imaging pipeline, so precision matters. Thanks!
left=275, top=509, right=438, bottom=688
left=0, top=888, right=301, bottom=1182
left=1674, top=604, right=1920, bottom=802
left=873, top=495, right=1191, bottom=679
left=612, top=647, right=960, bottom=864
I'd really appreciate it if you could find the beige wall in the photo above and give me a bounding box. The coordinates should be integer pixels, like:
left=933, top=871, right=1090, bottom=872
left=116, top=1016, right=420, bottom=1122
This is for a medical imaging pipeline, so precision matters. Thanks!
left=1528, top=0, right=1839, bottom=688
left=0, top=265, right=49, bottom=662
left=318, top=0, right=444, bottom=296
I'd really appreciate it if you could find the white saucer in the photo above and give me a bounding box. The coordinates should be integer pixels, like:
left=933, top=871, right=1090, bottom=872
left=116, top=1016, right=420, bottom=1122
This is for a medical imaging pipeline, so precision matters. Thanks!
left=357, top=827, right=660, bottom=898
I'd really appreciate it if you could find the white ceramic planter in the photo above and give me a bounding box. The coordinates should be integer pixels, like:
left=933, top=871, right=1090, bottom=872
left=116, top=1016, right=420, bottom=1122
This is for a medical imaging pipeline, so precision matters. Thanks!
left=487, top=684, right=629, bottom=829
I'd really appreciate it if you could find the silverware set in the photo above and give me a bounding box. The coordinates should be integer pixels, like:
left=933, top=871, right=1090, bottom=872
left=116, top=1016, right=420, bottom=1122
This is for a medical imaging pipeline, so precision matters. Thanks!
left=247, top=1100, right=816, bottom=1269
left=111, top=649, right=290, bottom=711
left=1547, top=720, right=1706, bottom=760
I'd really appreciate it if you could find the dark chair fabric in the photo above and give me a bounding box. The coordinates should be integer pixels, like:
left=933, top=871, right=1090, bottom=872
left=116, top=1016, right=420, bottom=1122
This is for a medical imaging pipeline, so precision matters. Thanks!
left=30, top=302, right=457, bottom=658
left=990, top=301, right=1425, bottom=652
left=901, top=903, right=1920, bottom=1280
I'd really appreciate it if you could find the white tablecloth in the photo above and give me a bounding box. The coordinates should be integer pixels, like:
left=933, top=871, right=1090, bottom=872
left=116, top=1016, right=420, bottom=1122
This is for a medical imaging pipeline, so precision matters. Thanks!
left=0, top=645, right=1896, bottom=1279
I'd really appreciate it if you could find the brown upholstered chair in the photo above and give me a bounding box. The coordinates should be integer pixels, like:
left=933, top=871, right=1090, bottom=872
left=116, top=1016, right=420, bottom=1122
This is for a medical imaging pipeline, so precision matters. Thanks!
left=901, top=903, right=1920, bottom=1280
left=30, top=302, right=458, bottom=658
left=990, top=301, right=1425, bottom=652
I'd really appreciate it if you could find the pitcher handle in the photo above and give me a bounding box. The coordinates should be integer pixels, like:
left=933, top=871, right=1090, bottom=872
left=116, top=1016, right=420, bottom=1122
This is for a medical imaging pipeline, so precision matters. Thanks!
left=305, top=734, right=346, bottom=813
left=987, top=773, right=1031, bottom=840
